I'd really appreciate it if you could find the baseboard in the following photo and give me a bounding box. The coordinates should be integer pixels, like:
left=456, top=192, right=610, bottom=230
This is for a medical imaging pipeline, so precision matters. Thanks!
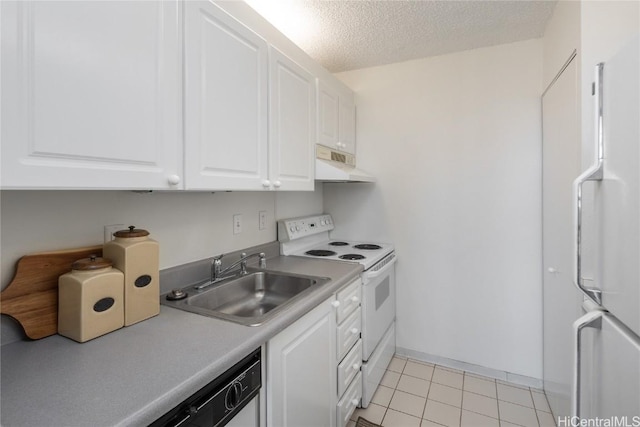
left=395, top=347, right=543, bottom=390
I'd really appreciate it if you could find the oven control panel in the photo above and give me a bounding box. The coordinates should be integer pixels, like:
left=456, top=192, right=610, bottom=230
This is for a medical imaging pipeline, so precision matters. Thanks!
left=277, top=214, right=334, bottom=242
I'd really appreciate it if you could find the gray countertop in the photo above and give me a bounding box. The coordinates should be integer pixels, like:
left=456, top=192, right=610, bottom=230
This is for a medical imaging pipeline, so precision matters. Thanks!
left=0, top=256, right=362, bottom=427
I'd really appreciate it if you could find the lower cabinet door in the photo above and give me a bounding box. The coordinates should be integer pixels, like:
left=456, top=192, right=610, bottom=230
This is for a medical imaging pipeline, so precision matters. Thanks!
left=267, top=297, right=337, bottom=427
left=337, top=339, right=362, bottom=397
left=337, top=372, right=362, bottom=427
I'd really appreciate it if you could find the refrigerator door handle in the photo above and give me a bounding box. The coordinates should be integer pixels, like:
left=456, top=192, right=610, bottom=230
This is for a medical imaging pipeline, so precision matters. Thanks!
left=572, top=308, right=640, bottom=418
left=572, top=308, right=604, bottom=418
left=572, top=62, right=605, bottom=305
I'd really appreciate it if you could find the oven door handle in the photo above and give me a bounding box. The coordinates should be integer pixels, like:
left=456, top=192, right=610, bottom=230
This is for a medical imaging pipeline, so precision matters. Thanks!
left=362, top=254, right=396, bottom=282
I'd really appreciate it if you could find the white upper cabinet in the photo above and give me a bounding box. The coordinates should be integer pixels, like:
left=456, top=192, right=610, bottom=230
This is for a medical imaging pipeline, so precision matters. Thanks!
left=1, top=1, right=182, bottom=189
left=317, top=80, right=340, bottom=149
left=317, top=79, right=356, bottom=155
left=269, top=48, right=316, bottom=191
left=184, top=1, right=269, bottom=191
left=1, top=0, right=329, bottom=191
left=338, top=90, right=356, bottom=155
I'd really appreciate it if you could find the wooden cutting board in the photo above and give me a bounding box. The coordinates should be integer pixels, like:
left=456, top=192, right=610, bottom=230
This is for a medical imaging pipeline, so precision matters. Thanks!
left=0, top=245, right=103, bottom=340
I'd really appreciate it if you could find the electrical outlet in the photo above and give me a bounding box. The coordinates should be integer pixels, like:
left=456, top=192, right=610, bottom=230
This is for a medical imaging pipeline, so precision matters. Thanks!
left=259, top=211, right=267, bottom=230
left=104, top=224, right=125, bottom=243
left=233, top=214, right=242, bottom=234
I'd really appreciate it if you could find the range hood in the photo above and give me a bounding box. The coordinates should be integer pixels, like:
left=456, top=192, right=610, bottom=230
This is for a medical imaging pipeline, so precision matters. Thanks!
left=315, top=145, right=375, bottom=183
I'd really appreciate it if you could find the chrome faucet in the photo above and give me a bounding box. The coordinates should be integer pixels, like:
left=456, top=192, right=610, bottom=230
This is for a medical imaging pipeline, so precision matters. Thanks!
left=196, top=252, right=266, bottom=290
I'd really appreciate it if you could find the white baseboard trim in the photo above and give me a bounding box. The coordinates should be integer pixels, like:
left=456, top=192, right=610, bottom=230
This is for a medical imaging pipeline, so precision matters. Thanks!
left=395, top=347, right=543, bottom=390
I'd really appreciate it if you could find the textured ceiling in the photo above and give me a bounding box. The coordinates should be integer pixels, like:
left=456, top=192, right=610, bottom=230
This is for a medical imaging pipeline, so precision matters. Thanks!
left=246, top=1, right=557, bottom=72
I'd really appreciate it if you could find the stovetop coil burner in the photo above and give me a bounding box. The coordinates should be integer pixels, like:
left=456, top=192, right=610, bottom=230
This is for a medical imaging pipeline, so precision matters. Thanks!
left=329, top=241, right=349, bottom=246
left=354, top=244, right=382, bottom=250
left=305, top=250, right=337, bottom=257
left=339, top=254, right=366, bottom=260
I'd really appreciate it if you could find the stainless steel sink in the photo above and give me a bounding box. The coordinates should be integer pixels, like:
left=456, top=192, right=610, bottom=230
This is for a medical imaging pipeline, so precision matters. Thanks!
left=161, top=270, right=330, bottom=326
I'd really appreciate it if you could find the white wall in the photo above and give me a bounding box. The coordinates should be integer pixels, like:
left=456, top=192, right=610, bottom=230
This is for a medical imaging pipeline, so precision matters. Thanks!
left=0, top=188, right=323, bottom=344
left=329, top=38, right=544, bottom=379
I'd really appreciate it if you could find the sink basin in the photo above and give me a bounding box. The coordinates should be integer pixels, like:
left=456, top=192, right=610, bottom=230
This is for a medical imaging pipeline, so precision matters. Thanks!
left=162, top=270, right=330, bottom=326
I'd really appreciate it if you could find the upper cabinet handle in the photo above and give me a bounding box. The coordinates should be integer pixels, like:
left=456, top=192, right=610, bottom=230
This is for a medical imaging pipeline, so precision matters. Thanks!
left=572, top=63, right=605, bottom=305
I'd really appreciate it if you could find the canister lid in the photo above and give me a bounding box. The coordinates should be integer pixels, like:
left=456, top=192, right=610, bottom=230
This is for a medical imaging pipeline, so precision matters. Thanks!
left=72, top=255, right=113, bottom=271
left=113, top=225, right=150, bottom=238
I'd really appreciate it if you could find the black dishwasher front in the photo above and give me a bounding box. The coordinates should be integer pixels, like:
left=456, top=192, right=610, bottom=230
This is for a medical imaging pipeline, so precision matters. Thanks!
left=150, top=348, right=261, bottom=427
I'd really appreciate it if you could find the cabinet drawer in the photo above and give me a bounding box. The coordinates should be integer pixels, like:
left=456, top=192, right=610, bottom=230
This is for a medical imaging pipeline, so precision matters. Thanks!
left=337, top=372, right=362, bottom=427
left=337, top=339, right=362, bottom=397
left=336, top=278, right=361, bottom=324
left=337, top=307, right=361, bottom=361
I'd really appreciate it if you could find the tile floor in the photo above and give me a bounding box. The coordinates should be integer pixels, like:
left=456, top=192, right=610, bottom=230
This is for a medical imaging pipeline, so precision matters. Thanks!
left=348, top=355, right=556, bottom=427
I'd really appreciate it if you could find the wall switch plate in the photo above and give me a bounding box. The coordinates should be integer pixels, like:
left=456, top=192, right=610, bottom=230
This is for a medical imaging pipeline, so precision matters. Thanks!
left=104, top=224, right=125, bottom=243
left=233, top=214, right=242, bottom=234
left=259, top=211, right=267, bottom=230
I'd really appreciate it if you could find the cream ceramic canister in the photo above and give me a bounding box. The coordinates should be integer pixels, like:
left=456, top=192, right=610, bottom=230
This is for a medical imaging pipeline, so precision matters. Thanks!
left=58, top=255, right=125, bottom=342
left=103, top=226, right=159, bottom=326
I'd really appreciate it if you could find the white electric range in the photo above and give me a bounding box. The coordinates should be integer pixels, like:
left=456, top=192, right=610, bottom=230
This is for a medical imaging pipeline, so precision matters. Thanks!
left=278, top=214, right=396, bottom=408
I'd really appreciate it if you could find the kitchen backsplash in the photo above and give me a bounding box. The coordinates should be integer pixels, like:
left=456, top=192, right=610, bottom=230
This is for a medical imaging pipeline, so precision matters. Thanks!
left=0, top=187, right=323, bottom=345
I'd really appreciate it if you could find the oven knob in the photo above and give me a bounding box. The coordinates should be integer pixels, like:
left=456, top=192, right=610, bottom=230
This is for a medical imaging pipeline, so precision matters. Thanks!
left=320, top=220, right=325, bottom=225
left=289, top=226, right=295, bottom=233
left=225, top=382, right=242, bottom=410
left=296, top=226, right=300, bottom=231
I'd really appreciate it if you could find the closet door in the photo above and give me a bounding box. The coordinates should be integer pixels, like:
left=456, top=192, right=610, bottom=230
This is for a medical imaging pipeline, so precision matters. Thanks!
left=541, top=56, right=583, bottom=419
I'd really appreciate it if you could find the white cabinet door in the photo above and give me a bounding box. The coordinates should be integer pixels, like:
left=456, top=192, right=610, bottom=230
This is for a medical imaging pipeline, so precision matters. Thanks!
left=338, top=90, right=356, bottom=155
left=1, top=1, right=182, bottom=189
left=267, top=297, right=336, bottom=427
left=317, top=79, right=356, bottom=155
left=184, top=1, right=269, bottom=191
left=269, top=48, right=315, bottom=191
left=317, top=80, right=340, bottom=149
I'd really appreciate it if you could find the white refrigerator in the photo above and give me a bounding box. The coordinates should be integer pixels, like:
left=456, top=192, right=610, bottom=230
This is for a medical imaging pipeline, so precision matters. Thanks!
left=542, top=32, right=640, bottom=424
left=570, top=35, right=640, bottom=422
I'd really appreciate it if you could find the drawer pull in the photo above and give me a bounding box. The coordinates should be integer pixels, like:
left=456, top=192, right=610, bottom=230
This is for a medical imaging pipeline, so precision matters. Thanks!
left=350, top=296, right=359, bottom=303
left=350, top=328, right=359, bottom=335
left=352, top=363, right=361, bottom=371
left=331, top=300, right=341, bottom=308
left=351, top=399, right=359, bottom=406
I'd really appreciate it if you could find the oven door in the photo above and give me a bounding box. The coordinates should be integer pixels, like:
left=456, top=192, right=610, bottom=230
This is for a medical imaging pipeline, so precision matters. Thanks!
left=361, top=254, right=396, bottom=361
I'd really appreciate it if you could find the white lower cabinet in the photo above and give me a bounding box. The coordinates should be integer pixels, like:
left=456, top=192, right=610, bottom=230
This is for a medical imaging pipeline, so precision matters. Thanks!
left=267, top=297, right=337, bottom=427
left=337, top=340, right=362, bottom=397
left=337, top=372, right=363, bottom=427
left=335, top=279, right=363, bottom=427
left=266, top=279, right=363, bottom=427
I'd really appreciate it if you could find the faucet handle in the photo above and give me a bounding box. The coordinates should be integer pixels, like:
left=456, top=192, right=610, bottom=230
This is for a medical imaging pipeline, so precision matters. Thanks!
left=259, top=253, right=266, bottom=268
left=213, top=254, right=223, bottom=272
